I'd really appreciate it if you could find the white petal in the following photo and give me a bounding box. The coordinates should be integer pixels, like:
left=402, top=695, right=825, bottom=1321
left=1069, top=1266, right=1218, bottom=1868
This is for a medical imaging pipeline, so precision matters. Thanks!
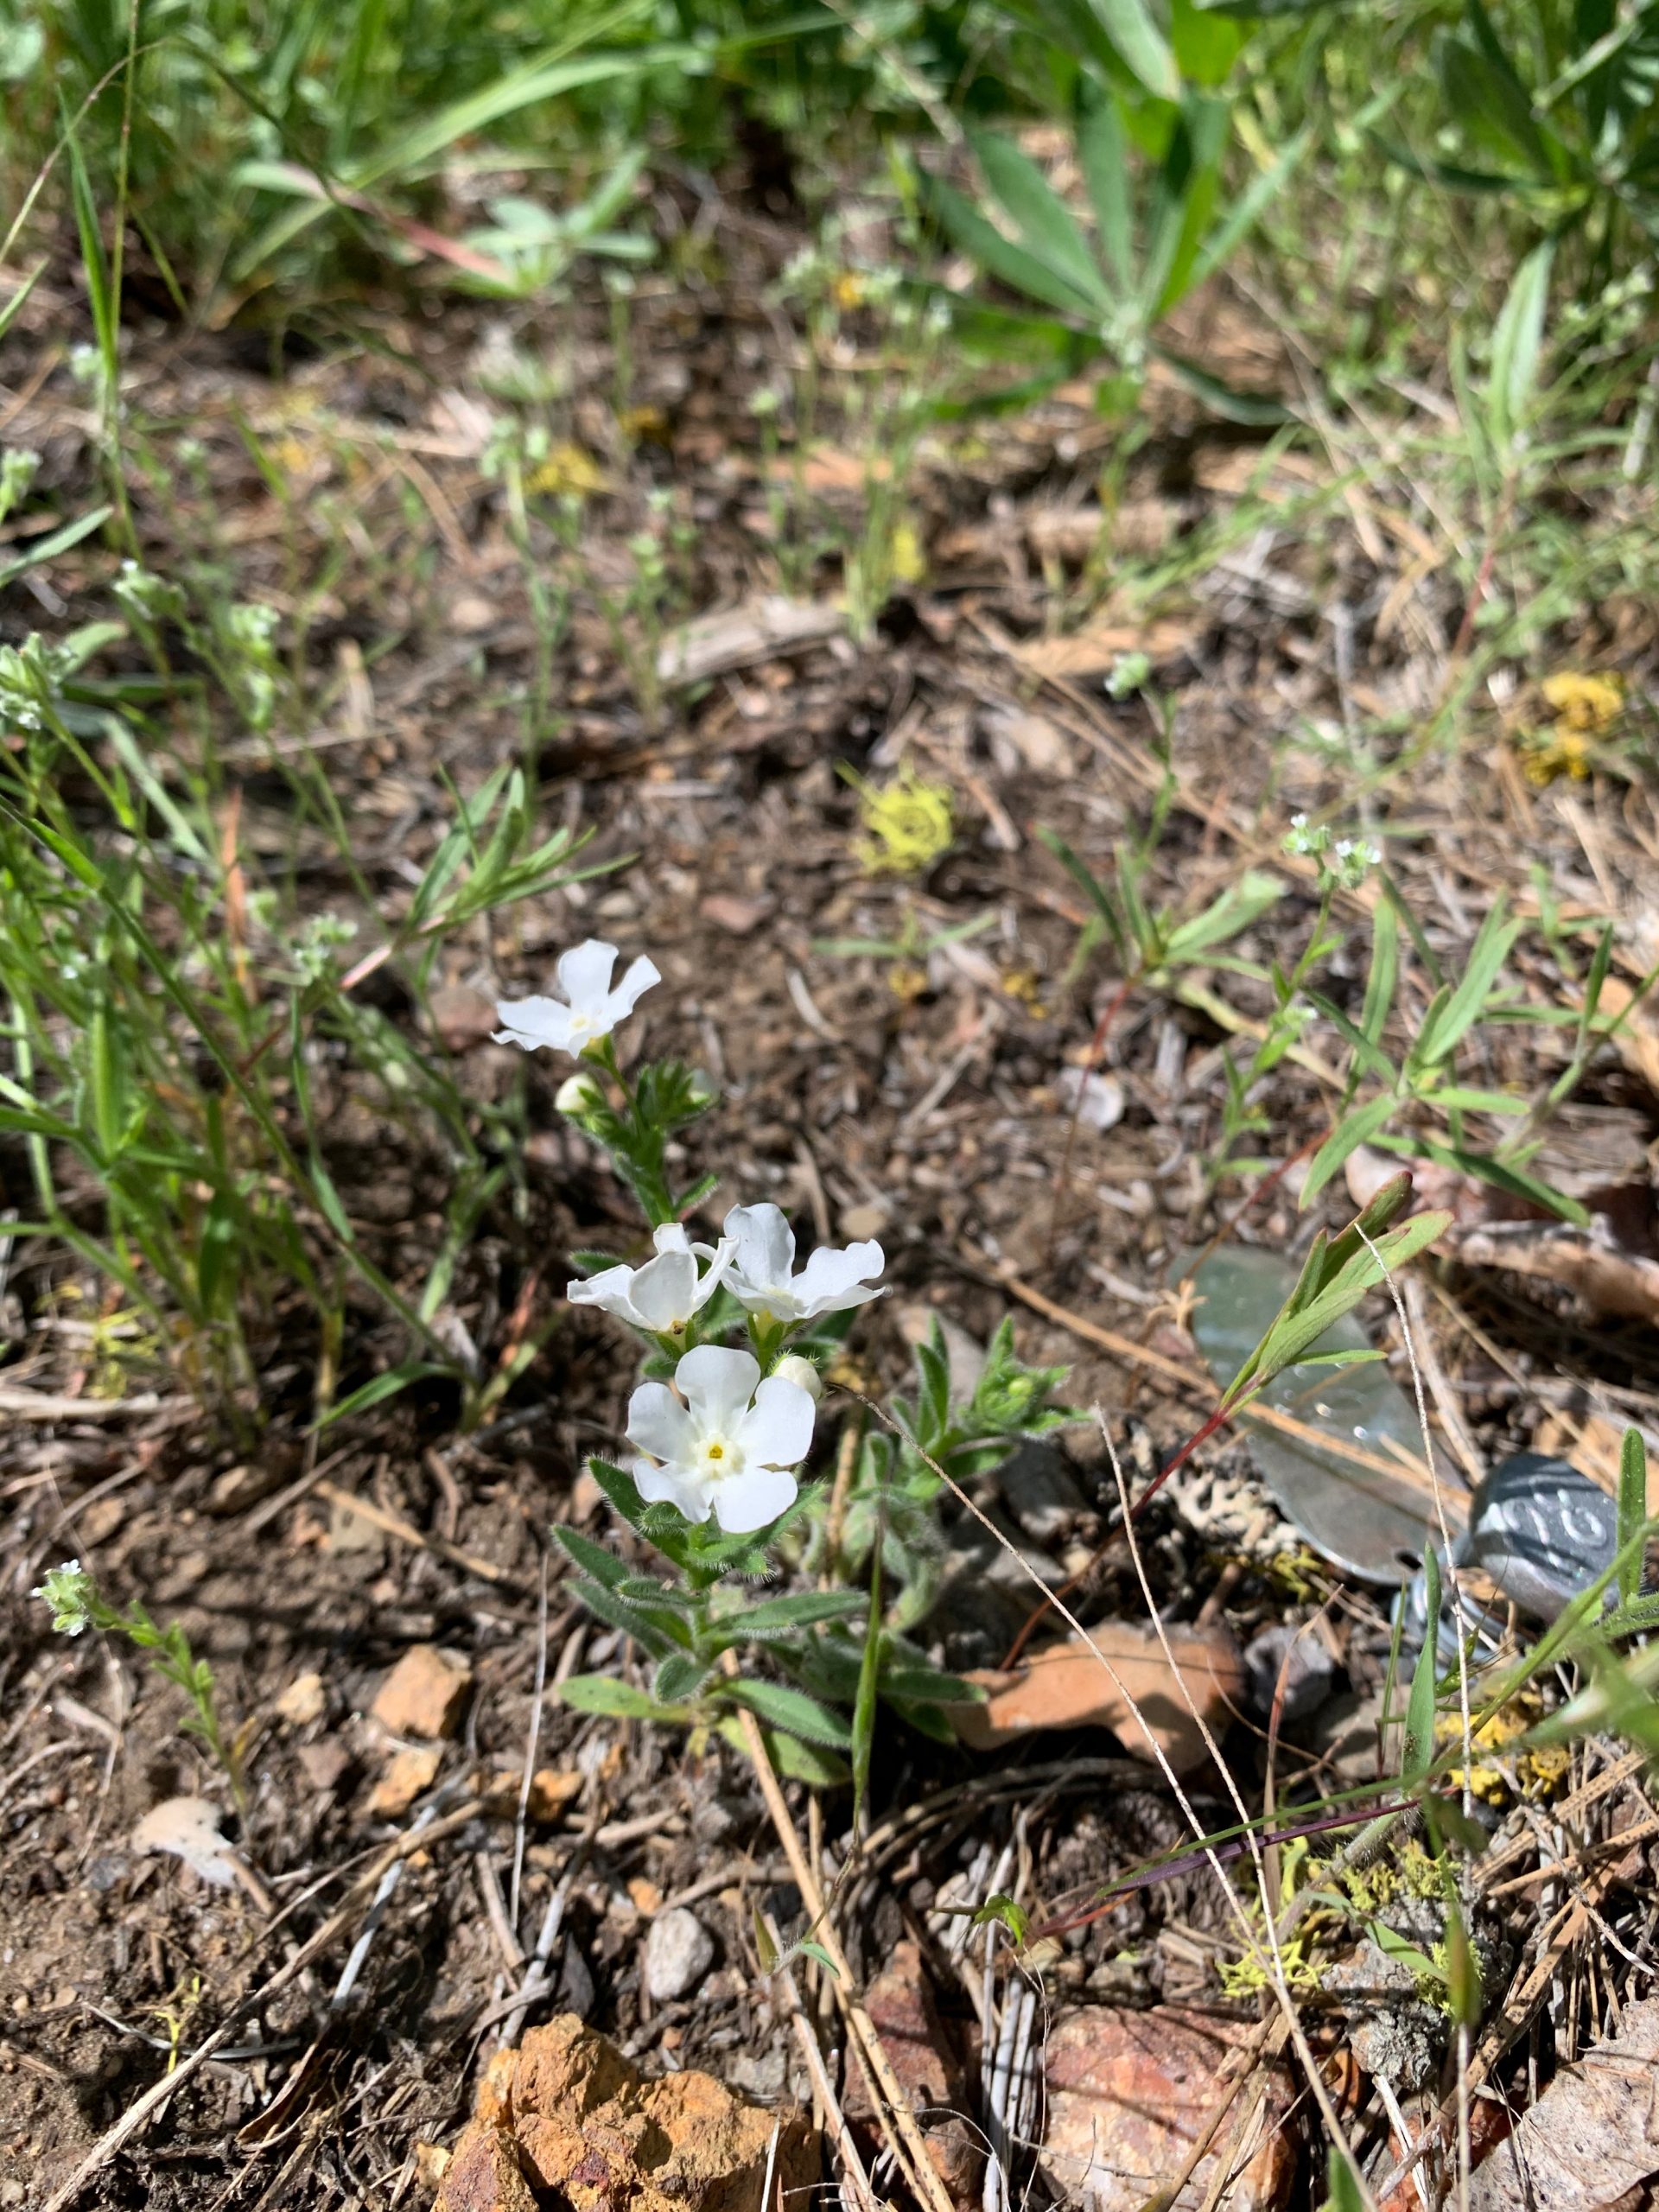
left=626, top=1381, right=696, bottom=1466
left=556, top=938, right=619, bottom=1012
left=735, top=1375, right=816, bottom=1469
left=566, top=1262, right=642, bottom=1323
left=723, top=1203, right=797, bottom=1295
left=674, top=1344, right=760, bottom=1432
left=493, top=995, right=578, bottom=1052
left=652, top=1224, right=692, bottom=1255
left=685, top=1235, right=738, bottom=1314
left=791, top=1239, right=886, bottom=1319
left=710, top=1462, right=798, bottom=1534
left=606, top=954, right=661, bottom=1020
left=627, top=1250, right=702, bottom=1332
left=632, top=1458, right=711, bottom=1523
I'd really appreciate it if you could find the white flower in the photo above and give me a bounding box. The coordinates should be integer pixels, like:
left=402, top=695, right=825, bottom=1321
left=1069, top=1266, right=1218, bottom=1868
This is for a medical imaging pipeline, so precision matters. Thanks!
left=722, top=1203, right=886, bottom=1325
left=32, top=1559, right=92, bottom=1636
left=493, top=939, right=660, bottom=1058
left=772, top=1354, right=824, bottom=1402
left=569, top=1224, right=735, bottom=1335
left=626, top=1345, right=816, bottom=1533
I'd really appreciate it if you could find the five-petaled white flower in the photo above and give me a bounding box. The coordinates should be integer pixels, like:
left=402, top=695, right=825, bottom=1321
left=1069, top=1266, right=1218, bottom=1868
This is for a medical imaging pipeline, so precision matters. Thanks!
left=569, top=1224, right=735, bottom=1336
left=626, top=1345, right=815, bottom=1533
left=722, top=1203, right=886, bottom=1325
left=493, top=939, right=659, bottom=1058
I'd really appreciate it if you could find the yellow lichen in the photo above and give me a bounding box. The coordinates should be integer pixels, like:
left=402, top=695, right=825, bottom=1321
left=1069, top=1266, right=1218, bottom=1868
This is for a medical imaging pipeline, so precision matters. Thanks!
left=849, top=767, right=954, bottom=877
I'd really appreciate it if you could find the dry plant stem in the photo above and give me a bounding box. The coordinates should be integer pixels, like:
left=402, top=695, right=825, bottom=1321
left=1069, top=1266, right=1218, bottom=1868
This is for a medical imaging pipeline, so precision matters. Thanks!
left=510, top=1549, right=550, bottom=1933
left=852, top=1391, right=1378, bottom=2209
left=1357, top=1235, right=1475, bottom=2212
left=725, top=1683, right=957, bottom=2212
left=821, top=1416, right=862, bottom=1588
left=764, top=1909, right=880, bottom=2212
left=41, top=1797, right=486, bottom=2212
left=1101, top=1426, right=1377, bottom=2209
left=313, top=1478, right=538, bottom=1593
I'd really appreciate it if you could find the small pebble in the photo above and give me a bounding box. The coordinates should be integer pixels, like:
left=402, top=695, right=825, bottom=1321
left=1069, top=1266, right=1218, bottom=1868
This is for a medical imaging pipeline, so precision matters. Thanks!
left=644, top=1906, right=715, bottom=2002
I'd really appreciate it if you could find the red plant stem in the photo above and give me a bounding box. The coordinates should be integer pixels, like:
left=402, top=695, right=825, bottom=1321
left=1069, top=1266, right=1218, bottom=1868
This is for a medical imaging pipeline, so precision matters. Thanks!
left=1027, top=1796, right=1398, bottom=1944
left=1000, top=1395, right=1238, bottom=1669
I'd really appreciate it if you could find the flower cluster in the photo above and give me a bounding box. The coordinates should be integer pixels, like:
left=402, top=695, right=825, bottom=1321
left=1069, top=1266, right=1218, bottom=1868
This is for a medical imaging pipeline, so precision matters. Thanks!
left=495, top=943, right=887, bottom=1531
left=1282, top=814, right=1382, bottom=892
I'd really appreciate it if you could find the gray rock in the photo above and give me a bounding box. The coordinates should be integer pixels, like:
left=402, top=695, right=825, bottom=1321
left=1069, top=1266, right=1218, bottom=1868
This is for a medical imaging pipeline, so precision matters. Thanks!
left=999, top=1440, right=1095, bottom=1547
left=644, top=1907, right=715, bottom=2002
left=1470, top=1452, right=1619, bottom=1619
left=1243, top=1623, right=1337, bottom=1721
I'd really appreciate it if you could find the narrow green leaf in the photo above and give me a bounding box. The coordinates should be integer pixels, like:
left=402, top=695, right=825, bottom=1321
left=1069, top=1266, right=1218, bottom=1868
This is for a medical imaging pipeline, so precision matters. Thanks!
left=970, top=130, right=1109, bottom=308
left=728, top=1590, right=868, bottom=1636
left=1618, top=1428, right=1648, bottom=1608
left=559, top=1674, right=690, bottom=1722
left=1488, top=240, right=1554, bottom=455
left=1417, top=901, right=1522, bottom=1066
left=553, top=1526, right=630, bottom=1592
left=727, top=1677, right=853, bottom=1751
left=1301, top=1092, right=1400, bottom=1203
left=1082, top=0, right=1179, bottom=98
left=1077, top=86, right=1134, bottom=292
left=313, top=1361, right=451, bottom=1429
left=925, top=174, right=1103, bottom=317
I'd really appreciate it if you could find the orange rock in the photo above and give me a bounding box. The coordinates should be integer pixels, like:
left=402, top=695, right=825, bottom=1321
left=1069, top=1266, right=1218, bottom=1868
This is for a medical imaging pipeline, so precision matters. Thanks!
left=436, top=2126, right=537, bottom=2212
left=1042, top=2005, right=1295, bottom=2212
left=371, top=1644, right=472, bottom=1740
left=949, top=1622, right=1244, bottom=1775
left=368, top=1745, right=441, bottom=1816
left=436, top=2014, right=817, bottom=2212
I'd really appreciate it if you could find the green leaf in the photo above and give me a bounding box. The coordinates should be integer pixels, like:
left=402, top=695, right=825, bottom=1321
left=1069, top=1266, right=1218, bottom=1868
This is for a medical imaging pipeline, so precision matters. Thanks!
left=559, top=1674, right=691, bottom=1722
left=1415, top=900, right=1522, bottom=1066
left=971, top=1892, right=1031, bottom=1942
left=727, top=1678, right=852, bottom=1751
left=0, top=505, right=117, bottom=593
left=1402, top=1548, right=1441, bottom=1783
left=1165, top=870, right=1285, bottom=963
left=1081, top=0, right=1179, bottom=98
left=553, top=1526, right=630, bottom=1592
left=314, top=1361, right=450, bottom=1429
left=654, top=1652, right=711, bottom=1704
left=970, top=130, right=1109, bottom=309
left=717, top=1713, right=849, bottom=1784
left=797, top=1941, right=840, bottom=1977
left=1487, top=239, right=1554, bottom=455
left=1301, top=1092, right=1401, bottom=1203
left=1325, top=2147, right=1366, bottom=2212
left=723, top=1590, right=868, bottom=1637
left=195, top=1192, right=240, bottom=1317
left=1618, top=1428, right=1648, bottom=1607
left=1077, top=86, right=1135, bottom=291
left=925, top=174, right=1102, bottom=317
left=567, top=1579, right=688, bottom=1657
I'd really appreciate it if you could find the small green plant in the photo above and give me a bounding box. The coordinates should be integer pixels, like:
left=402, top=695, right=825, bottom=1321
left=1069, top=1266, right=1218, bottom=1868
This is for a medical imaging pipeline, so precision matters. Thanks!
left=493, top=934, right=1070, bottom=1791
left=925, top=84, right=1306, bottom=420
left=32, top=1560, right=245, bottom=1808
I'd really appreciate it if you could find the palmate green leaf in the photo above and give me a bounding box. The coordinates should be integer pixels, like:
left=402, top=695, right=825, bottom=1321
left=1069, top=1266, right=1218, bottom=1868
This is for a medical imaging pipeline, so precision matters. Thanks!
left=1077, top=86, right=1135, bottom=292
left=925, top=175, right=1103, bottom=318
left=970, top=130, right=1110, bottom=310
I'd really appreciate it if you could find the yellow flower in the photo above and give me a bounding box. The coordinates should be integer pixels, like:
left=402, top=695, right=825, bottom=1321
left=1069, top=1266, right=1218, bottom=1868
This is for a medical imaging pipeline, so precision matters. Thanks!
left=1541, top=671, right=1622, bottom=731
left=831, top=270, right=868, bottom=311
left=849, top=767, right=953, bottom=877
left=527, top=442, right=608, bottom=499
left=887, top=518, right=926, bottom=586
left=1521, top=727, right=1592, bottom=785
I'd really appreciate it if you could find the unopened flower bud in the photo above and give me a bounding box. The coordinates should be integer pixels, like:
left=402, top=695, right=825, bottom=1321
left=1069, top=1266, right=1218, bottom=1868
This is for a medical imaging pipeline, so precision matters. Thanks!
left=772, top=1354, right=823, bottom=1402
left=556, top=1072, right=602, bottom=1116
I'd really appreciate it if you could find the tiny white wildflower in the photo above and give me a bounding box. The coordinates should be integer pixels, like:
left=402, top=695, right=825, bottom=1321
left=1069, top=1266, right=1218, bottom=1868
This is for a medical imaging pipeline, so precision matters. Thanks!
left=722, top=1203, right=886, bottom=1325
left=626, top=1344, right=816, bottom=1533
left=494, top=939, right=660, bottom=1058
left=569, top=1224, right=735, bottom=1336
left=32, top=1559, right=93, bottom=1636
